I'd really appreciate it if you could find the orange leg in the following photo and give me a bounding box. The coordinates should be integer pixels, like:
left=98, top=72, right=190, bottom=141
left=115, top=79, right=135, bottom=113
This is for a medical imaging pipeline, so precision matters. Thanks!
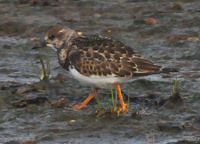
left=113, top=82, right=128, bottom=113
left=71, top=88, right=98, bottom=109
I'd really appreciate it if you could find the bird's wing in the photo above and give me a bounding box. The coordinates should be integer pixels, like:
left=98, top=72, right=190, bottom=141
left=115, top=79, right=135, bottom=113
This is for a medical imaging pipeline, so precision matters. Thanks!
left=68, top=35, right=162, bottom=78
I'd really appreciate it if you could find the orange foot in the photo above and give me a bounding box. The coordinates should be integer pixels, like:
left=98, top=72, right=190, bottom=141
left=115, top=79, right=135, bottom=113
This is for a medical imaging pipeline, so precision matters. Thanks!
left=71, top=104, right=87, bottom=109
left=117, top=103, right=128, bottom=113
left=113, top=82, right=128, bottom=114
left=71, top=88, right=98, bottom=110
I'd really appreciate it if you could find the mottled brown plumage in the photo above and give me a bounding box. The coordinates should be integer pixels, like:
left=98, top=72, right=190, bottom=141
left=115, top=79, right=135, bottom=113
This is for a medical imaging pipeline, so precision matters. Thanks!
left=42, top=25, right=177, bottom=85
left=35, top=25, right=177, bottom=112
left=66, top=34, right=170, bottom=78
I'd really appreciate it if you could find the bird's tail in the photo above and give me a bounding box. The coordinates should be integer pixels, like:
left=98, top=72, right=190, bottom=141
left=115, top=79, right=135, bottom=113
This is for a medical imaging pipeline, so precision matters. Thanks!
left=160, top=67, right=178, bottom=73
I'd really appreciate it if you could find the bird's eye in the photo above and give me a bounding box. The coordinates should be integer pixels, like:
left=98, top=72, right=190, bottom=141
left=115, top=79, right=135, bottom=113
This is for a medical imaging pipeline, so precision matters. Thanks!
left=49, top=35, right=55, bottom=40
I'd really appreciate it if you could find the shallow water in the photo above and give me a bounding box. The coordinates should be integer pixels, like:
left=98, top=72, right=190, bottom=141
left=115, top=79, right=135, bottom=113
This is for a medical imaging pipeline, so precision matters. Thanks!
left=0, top=0, right=200, bottom=143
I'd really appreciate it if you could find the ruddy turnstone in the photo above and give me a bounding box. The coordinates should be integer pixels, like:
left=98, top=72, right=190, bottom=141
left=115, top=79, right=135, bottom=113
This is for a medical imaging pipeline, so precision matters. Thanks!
left=33, top=26, right=177, bottom=113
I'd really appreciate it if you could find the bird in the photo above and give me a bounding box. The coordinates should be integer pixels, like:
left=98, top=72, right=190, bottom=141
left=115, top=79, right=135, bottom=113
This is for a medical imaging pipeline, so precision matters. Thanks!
left=33, top=25, right=177, bottom=113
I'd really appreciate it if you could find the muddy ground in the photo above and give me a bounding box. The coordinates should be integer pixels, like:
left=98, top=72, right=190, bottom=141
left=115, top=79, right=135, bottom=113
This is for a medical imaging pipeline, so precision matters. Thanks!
left=0, top=0, right=200, bottom=144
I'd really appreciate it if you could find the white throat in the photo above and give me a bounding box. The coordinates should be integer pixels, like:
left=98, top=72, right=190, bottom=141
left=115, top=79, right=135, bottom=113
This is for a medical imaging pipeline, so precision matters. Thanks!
left=46, top=44, right=57, bottom=51
left=66, top=30, right=76, bottom=44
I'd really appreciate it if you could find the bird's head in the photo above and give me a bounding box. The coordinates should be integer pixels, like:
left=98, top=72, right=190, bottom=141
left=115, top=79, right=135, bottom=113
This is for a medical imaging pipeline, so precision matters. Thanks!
left=33, top=26, right=77, bottom=51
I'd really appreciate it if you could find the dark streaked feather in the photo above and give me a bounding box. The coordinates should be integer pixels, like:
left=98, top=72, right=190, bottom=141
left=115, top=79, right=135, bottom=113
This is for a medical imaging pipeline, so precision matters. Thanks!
left=66, top=35, right=177, bottom=78
left=160, top=68, right=178, bottom=73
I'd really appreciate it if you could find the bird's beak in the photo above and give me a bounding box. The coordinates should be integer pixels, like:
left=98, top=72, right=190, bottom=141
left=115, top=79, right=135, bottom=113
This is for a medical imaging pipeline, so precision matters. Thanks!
left=32, top=41, right=46, bottom=49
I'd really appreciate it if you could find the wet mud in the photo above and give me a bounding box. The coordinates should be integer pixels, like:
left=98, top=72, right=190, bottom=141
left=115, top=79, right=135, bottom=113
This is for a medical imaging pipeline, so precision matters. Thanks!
left=0, top=0, right=200, bottom=143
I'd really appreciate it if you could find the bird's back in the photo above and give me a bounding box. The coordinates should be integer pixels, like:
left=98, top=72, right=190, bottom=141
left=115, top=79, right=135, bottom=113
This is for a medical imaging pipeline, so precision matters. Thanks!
left=64, top=35, right=171, bottom=79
